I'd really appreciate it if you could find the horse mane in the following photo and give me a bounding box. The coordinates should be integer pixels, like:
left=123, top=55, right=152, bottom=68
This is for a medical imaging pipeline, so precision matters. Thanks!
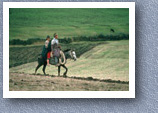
left=63, top=49, right=71, bottom=52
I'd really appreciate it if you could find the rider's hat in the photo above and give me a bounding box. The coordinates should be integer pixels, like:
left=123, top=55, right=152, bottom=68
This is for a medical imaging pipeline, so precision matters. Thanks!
left=46, top=35, right=50, bottom=40
left=54, top=33, right=58, bottom=37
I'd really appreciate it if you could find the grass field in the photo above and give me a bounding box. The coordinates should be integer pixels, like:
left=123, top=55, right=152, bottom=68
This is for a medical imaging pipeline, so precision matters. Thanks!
left=9, top=8, right=129, bottom=40
left=10, top=40, right=129, bottom=81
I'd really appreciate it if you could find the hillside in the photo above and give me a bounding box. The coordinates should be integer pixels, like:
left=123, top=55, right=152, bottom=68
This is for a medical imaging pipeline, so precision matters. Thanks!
left=9, top=41, right=104, bottom=67
left=9, top=8, right=129, bottom=40
left=10, top=40, right=129, bottom=81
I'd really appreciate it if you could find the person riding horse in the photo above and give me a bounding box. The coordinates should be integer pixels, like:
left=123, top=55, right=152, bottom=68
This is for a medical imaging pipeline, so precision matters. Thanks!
left=51, top=33, right=61, bottom=66
left=41, top=35, right=51, bottom=64
left=36, top=33, right=77, bottom=76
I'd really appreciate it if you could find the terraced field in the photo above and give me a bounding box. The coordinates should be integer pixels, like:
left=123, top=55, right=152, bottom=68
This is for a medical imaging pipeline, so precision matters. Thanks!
left=10, top=40, right=129, bottom=82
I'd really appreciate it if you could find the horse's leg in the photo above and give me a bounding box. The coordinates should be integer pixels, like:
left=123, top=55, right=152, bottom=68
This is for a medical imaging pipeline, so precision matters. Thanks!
left=43, top=61, right=47, bottom=75
left=35, top=63, right=42, bottom=74
left=61, top=65, right=68, bottom=77
left=58, top=66, right=61, bottom=76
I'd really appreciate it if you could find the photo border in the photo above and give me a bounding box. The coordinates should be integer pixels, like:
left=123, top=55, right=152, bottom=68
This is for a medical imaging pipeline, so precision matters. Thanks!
left=3, top=2, right=135, bottom=98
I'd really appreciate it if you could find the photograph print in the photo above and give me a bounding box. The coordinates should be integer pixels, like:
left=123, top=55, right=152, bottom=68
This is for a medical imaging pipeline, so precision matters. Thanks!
left=3, top=2, right=135, bottom=98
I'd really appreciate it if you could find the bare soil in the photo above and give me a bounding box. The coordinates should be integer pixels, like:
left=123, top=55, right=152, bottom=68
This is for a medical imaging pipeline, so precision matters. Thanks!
left=9, top=72, right=129, bottom=91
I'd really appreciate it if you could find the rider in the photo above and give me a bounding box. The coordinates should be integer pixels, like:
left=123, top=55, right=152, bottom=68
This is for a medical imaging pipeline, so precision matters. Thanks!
left=45, top=35, right=51, bottom=65
left=41, top=35, right=51, bottom=61
left=51, top=33, right=61, bottom=66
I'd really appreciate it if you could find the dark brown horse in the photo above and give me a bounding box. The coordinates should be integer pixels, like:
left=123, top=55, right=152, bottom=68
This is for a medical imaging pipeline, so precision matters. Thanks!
left=35, top=49, right=77, bottom=77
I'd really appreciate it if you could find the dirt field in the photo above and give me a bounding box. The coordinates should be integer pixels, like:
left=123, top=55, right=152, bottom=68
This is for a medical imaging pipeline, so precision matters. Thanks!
left=9, top=72, right=129, bottom=91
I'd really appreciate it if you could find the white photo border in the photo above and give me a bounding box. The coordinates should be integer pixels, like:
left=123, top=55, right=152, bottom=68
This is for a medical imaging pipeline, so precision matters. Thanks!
left=3, top=2, right=135, bottom=98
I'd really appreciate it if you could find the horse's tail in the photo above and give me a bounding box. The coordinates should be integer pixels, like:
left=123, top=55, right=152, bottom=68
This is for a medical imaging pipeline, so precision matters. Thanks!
left=59, top=50, right=66, bottom=65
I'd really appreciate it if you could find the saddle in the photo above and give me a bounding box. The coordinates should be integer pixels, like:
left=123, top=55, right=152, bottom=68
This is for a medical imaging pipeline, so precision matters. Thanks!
left=49, top=57, right=57, bottom=65
left=49, top=50, right=66, bottom=65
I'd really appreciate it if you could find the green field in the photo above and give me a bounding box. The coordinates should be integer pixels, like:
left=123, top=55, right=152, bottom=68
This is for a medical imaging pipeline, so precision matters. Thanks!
left=9, top=8, right=129, bottom=40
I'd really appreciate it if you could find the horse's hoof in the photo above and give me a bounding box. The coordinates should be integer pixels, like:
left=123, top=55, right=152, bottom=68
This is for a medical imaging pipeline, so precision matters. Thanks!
left=63, top=74, right=67, bottom=78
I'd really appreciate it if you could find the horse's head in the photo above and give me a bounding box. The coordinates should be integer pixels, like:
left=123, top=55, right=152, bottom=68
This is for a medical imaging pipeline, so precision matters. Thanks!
left=70, top=49, right=77, bottom=61
left=64, top=49, right=77, bottom=61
